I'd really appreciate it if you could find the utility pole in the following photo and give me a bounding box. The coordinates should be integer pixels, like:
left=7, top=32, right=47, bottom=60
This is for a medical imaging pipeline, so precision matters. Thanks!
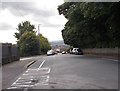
left=38, top=24, right=41, bottom=54
left=38, top=24, right=41, bottom=35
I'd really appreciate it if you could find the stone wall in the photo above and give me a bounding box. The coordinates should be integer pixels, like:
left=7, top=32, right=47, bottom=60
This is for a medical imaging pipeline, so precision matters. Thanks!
left=82, top=48, right=119, bottom=60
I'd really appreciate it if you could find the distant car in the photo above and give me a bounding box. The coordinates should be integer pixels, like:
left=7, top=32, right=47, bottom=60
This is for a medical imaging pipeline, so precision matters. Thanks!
left=47, top=50, right=55, bottom=56
left=70, top=49, right=73, bottom=54
left=72, top=48, right=83, bottom=55
left=55, top=51, right=58, bottom=54
left=56, top=49, right=61, bottom=53
left=62, top=51, right=66, bottom=54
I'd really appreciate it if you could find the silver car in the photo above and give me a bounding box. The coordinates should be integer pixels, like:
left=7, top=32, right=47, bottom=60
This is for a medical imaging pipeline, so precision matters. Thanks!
left=47, top=50, right=55, bottom=56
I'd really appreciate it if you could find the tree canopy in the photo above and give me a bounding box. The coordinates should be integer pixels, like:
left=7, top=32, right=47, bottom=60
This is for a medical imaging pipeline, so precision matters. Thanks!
left=38, top=34, right=51, bottom=54
left=58, top=2, right=120, bottom=48
left=14, top=21, right=51, bottom=56
left=14, top=21, right=35, bottom=41
left=19, top=31, right=40, bottom=56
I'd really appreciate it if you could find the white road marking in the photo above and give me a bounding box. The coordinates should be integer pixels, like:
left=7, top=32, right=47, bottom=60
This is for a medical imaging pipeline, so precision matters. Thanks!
left=20, top=58, right=33, bottom=61
left=12, top=77, right=22, bottom=85
left=7, top=87, right=18, bottom=89
left=7, top=59, right=51, bottom=89
left=11, top=84, right=34, bottom=87
left=102, top=58, right=119, bottom=62
left=48, top=68, right=51, bottom=74
left=38, top=60, right=45, bottom=69
left=35, top=75, right=50, bottom=86
left=45, top=75, right=50, bottom=82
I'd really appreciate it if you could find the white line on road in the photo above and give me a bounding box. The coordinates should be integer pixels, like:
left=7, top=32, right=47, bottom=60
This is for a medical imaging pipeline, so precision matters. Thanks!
left=20, top=58, right=33, bottom=61
left=8, top=59, right=50, bottom=90
left=48, top=68, right=51, bottom=74
left=102, top=58, right=119, bottom=62
left=38, top=60, right=45, bottom=69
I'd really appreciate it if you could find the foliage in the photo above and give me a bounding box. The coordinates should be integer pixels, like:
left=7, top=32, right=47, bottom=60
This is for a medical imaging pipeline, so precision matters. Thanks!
left=14, top=21, right=35, bottom=41
left=58, top=2, right=120, bottom=48
left=38, top=34, right=51, bottom=54
left=14, top=21, right=51, bottom=56
left=19, top=31, right=40, bottom=56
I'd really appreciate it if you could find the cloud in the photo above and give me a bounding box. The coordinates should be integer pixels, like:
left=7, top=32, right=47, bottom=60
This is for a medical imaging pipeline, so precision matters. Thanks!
left=0, top=0, right=67, bottom=43
left=32, top=15, right=64, bottom=28
left=1, top=2, right=55, bottom=17
left=1, top=2, right=64, bottom=28
left=42, top=23, right=64, bottom=28
left=0, top=22, right=14, bottom=30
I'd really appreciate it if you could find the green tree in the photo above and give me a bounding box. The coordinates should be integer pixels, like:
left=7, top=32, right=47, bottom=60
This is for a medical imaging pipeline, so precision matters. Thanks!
left=14, top=21, right=51, bottom=56
left=58, top=2, right=120, bottom=48
left=19, top=31, right=40, bottom=56
left=14, top=21, right=35, bottom=41
left=38, top=34, right=51, bottom=54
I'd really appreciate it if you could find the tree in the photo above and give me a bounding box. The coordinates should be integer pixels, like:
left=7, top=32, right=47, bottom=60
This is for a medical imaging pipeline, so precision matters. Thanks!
left=38, top=34, right=51, bottom=54
left=19, top=31, right=40, bottom=56
left=14, top=21, right=35, bottom=41
left=58, top=2, right=120, bottom=48
left=14, top=21, right=51, bottom=56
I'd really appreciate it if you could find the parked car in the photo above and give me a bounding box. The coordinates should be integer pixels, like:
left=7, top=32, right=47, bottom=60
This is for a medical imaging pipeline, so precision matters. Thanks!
left=47, top=50, right=55, bottom=56
left=55, top=51, right=58, bottom=54
left=56, top=48, right=61, bottom=53
left=71, top=48, right=83, bottom=55
left=62, top=51, right=66, bottom=54
left=70, top=48, right=73, bottom=54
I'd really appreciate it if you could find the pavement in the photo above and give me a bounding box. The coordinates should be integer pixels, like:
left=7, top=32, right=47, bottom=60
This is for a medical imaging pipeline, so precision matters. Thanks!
left=2, top=55, right=44, bottom=89
left=2, top=53, right=119, bottom=90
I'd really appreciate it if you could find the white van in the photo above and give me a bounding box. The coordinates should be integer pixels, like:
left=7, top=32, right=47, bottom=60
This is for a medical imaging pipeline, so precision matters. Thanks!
left=72, top=48, right=83, bottom=55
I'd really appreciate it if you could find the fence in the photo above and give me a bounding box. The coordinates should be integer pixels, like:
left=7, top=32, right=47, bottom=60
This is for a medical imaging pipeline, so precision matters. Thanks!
left=82, top=48, right=119, bottom=60
left=2, top=43, right=20, bottom=65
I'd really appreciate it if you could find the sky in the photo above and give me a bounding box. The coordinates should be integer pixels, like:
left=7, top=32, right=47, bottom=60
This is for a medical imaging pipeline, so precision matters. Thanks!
left=0, top=0, right=67, bottom=44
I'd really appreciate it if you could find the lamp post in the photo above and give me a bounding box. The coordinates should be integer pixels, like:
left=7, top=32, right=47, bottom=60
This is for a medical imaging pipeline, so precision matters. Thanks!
left=38, top=24, right=41, bottom=55
left=38, top=24, right=41, bottom=35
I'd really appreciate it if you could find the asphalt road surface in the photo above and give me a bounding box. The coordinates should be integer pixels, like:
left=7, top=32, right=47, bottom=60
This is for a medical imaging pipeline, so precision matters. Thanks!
left=6, top=53, right=118, bottom=89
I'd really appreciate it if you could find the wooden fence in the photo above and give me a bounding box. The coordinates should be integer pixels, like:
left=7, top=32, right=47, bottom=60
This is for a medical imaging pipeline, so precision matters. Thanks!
left=1, top=43, right=20, bottom=65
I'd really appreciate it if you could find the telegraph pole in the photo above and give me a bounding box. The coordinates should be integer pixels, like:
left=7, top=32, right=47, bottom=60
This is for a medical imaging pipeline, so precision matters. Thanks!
left=38, top=24, right=41, bottom=35
left=38, top=24, right=41, bottom=54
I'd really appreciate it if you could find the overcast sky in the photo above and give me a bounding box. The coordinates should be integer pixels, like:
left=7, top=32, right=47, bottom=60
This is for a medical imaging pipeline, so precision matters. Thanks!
left=0, top=0, right=67, bottom=44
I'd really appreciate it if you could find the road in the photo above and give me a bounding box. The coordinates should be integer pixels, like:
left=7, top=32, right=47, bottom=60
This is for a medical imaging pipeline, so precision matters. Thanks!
left=5, top=53, right=118, bottom=89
